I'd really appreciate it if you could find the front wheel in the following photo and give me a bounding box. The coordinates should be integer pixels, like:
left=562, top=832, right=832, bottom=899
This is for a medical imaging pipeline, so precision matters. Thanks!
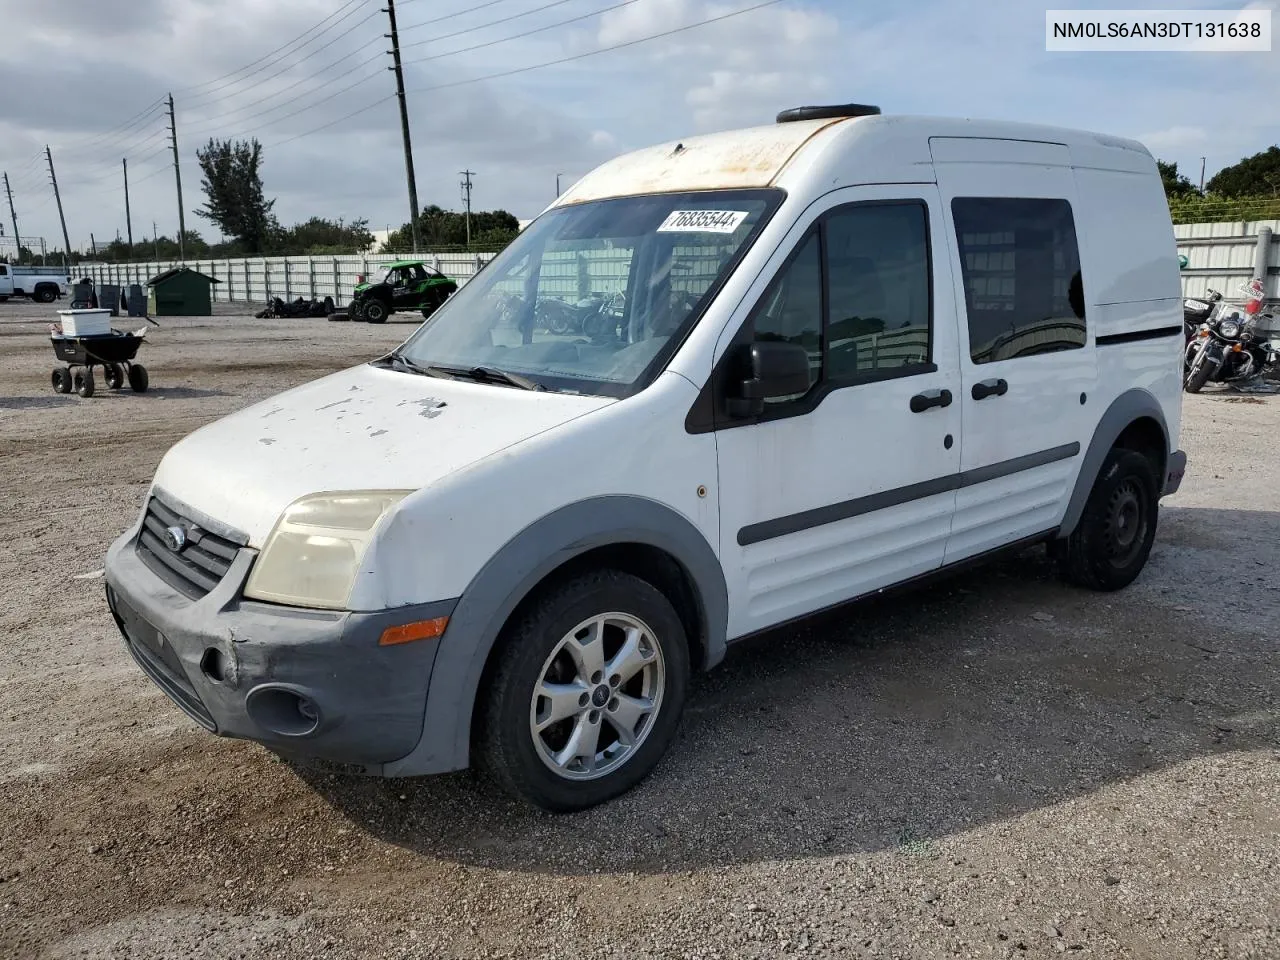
left=1058, top=448, right=1159, bottom=592
left=1184, top=342, right=1215, bottom=393
left=476, top=570, right=690, bottom=812
left=105, top=363, right=125, bottom=389
left=128, top=364, right=149, bottom=393
left=363, top=299, right=388, bottom=324
left=75, top=368, right=95, bottom=398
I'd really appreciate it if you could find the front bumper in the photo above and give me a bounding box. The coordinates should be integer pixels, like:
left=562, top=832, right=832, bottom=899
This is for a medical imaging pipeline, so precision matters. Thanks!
left=1163, top=449, right=1188, bottom=497
left=104, top=517, right=455, bottom=772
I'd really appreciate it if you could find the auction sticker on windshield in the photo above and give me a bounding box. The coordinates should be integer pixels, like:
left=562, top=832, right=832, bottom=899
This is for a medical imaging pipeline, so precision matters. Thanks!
left=657, top=210, right=748, bottom=233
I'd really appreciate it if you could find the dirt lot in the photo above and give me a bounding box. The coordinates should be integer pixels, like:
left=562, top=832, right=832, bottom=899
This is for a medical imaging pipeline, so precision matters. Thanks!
left=1, top=301, right=1277, bottom=960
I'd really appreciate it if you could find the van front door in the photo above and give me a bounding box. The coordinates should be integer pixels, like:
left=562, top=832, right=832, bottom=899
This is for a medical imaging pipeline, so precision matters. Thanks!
left=711, top=186, right=964, bottom=640
left=930, top=138, right=1098, bottom=563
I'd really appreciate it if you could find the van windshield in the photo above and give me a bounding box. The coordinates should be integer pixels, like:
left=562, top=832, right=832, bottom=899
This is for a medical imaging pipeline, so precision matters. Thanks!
left=393, top=189, right=781, bottom=397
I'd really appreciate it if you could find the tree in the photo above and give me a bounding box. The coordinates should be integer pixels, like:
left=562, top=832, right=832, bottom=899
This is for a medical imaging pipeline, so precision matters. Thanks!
left=277, top=216, right=374, bottom=254
left=379, top=205, right=520, bottom=252
left=1205, top=146, right=1280, bottom=198
left=1157, top=160, right=1198, bottom=200
left=195, top=138, right=277, bottom=253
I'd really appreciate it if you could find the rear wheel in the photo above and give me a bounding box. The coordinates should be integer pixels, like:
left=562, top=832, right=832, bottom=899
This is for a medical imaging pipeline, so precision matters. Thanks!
left=363, top=299, right=388, bottom=324
left=51, top=367, right=72, bottom=394
left=476, top=570, right=690, bottom=812
left=105, top=363, right=125, bottom=389
left=1058, top=448, right=1159, bottom=592
left=128, top=363, right=149, bottom=393
left=75, top=368, right=95, bottom=398
left=34, top=286, right=57, bottom=304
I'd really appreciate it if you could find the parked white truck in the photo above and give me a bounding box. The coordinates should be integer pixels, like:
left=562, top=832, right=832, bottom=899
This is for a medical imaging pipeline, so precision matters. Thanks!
left=0, top=263, right=69, bottom=302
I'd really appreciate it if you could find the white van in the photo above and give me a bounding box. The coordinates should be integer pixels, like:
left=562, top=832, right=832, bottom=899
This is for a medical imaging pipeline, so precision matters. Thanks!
left=104, top=105, right=1186, bottom=811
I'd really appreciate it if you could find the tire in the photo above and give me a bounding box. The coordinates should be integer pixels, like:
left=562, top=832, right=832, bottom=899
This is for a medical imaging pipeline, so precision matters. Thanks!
left=52, top=367, right=72, bottom=394
left=75, top=368, right=95, bottom=398
left=105, top=363, right=124, bottom=389
left=128, top=364, right=149, bottom=393
left=363, top=300, right=388, bottom=324
left=1058, top=448, right=1159, bottom=592
left=1184, top=353, right=1213, bottom=393
left=476, top=570, right=691, bottom=812
left=34, top=286, right=56, bottom=304
left=349, top=301, right=365, bottom=322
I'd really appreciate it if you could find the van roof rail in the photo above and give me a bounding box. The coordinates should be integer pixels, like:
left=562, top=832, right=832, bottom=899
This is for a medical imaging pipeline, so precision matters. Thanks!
left=776, top=104, right=881, bottom=123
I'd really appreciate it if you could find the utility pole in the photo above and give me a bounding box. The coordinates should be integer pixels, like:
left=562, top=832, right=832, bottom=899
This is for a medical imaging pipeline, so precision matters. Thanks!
left=1199, top=157, right=1206, bottom=194
left=384, top=0, right=420, bottom=253
left=46, top=146, right=72, bottom=269
left=2, top=172, right=20, bottom=263
left=153, top=221, right=159, bottom=260
left=166, top=93, right=186, bottom=261
left=556, top=173, right=563, bottom=197
left=460, top=169, right=474, bottom=248
left=123, top=158, right=134, bottom=252
left=90, top=232, right=97, bottom=257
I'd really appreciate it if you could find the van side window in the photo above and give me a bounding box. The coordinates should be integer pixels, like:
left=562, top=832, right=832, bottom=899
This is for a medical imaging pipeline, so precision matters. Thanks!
left=826, top=203, right=931, bottom=380
left=951, top=198, right=1086, bottom=364
left=0, top=264, right=7, bottom=276
left=749, top=230, right=823, bottom=400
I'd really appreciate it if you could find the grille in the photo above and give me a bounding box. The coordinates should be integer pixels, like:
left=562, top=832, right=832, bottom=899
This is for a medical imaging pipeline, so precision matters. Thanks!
left=136, top=496, right=241, bottom=599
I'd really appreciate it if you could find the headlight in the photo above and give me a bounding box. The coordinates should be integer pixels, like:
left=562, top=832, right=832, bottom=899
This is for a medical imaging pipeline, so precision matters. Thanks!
left=244, top=490, right=412, bottom=609
left=1219, top=319, right=1241, bottom=338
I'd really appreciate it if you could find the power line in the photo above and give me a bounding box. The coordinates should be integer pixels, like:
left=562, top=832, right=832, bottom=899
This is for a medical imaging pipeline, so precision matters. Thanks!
left=182, top=9, right=384, bottom=109
left=406, top=0, right=785, bottom=93
left=401, top=0, right=643, bottom=62
left=265, top=0, right=783, bottom=149
left=180, top=0, right=533, bottom=130
left=183, top=62, right=388, bottom=139
left=57, top=103, right=168, bottom=161
left=174, top=0, right=369, bottom=95
left=399, top=0, right=576, bottom=44
left=182, top=46, right=386, bottom=134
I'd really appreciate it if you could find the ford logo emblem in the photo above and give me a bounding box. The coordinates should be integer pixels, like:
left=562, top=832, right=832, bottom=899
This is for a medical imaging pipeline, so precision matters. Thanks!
left=164, top=525, right=188, bottom=553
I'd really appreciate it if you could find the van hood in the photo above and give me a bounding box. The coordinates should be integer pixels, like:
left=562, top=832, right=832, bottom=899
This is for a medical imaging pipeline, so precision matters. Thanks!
left=151, top=363, right=613, bottom=545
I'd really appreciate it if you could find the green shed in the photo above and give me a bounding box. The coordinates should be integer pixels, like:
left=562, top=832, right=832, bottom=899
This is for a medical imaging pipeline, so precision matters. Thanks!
left=146, top=266, right=219, bottom=316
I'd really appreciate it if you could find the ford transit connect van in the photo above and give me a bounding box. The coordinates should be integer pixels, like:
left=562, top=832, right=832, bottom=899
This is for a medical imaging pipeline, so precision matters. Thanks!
left=105, top=105, right=1187, bottom=811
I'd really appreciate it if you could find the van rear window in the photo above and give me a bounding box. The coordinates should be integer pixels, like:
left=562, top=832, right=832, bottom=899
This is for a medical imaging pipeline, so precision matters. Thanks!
left=951, top=198, right=1086, bottom=364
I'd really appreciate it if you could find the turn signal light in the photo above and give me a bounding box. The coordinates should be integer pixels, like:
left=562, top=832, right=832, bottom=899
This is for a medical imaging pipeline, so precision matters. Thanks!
left=1232, top=344, right=1244, bottom=353
left=379, top=616, right=449, bottom=646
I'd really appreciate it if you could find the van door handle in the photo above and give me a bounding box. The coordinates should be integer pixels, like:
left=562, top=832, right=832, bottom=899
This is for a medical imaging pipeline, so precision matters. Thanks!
left=971, top=378, right=1008, bottom=401
left=909, top=389, right=953, bottom=413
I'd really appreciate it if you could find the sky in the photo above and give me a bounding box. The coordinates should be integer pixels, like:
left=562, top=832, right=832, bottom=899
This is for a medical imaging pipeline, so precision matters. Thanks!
left=0, top=0, right=1276, bottom=254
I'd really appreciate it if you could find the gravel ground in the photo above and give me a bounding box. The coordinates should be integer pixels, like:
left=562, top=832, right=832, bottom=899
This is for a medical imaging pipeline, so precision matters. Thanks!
left=1, top=301, right=1277, bottom=960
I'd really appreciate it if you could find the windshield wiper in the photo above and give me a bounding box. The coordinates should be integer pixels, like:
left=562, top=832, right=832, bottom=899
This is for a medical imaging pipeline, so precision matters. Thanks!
left=464, top=366, right=544, bottom=391
left=427, top=364, right=544, bottom=391
left=383, top=354, right=543, bottom=391
left=384, top=351, right=460, bottom=380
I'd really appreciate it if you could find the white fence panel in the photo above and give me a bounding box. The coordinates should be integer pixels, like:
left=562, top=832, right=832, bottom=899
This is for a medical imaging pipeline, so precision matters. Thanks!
left=75, top=218, right=1280, bottom=311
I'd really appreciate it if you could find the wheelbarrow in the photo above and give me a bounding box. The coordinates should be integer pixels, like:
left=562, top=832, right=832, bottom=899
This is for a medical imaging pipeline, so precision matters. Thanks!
left=50, top=331, right=150, bottom=398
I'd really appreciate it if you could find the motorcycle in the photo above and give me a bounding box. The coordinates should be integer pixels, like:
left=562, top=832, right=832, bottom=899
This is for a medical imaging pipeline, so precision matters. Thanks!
left=1183, top=288, right=1223, bottom=344
left=1183, top=300, right=1280, bottom=393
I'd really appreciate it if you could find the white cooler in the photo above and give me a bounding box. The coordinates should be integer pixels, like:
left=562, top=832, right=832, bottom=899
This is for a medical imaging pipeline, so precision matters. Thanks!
left=57, top=309, right=112, bottom=337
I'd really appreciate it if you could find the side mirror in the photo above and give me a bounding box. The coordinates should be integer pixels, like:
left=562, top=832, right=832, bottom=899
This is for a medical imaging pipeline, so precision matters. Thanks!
left=726, top=341, right=813, bottom=418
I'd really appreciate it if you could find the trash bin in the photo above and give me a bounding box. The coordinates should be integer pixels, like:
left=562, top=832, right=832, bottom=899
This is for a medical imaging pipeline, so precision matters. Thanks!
left=126, top=284, right=147, bottom=318
left=97, top=284, right=121, bottom=317
left=71, top=282, right=94, bottom=308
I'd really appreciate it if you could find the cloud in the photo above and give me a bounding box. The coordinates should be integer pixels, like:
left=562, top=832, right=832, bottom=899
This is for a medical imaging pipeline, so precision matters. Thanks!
left=0, top=0, right=1277, bottom=254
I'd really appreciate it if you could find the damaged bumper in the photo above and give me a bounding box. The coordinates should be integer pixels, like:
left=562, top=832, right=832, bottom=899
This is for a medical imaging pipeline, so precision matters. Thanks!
left=103, top=517, right=454, bottom=772
left=1163, top=449, right=1187, bottom=497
